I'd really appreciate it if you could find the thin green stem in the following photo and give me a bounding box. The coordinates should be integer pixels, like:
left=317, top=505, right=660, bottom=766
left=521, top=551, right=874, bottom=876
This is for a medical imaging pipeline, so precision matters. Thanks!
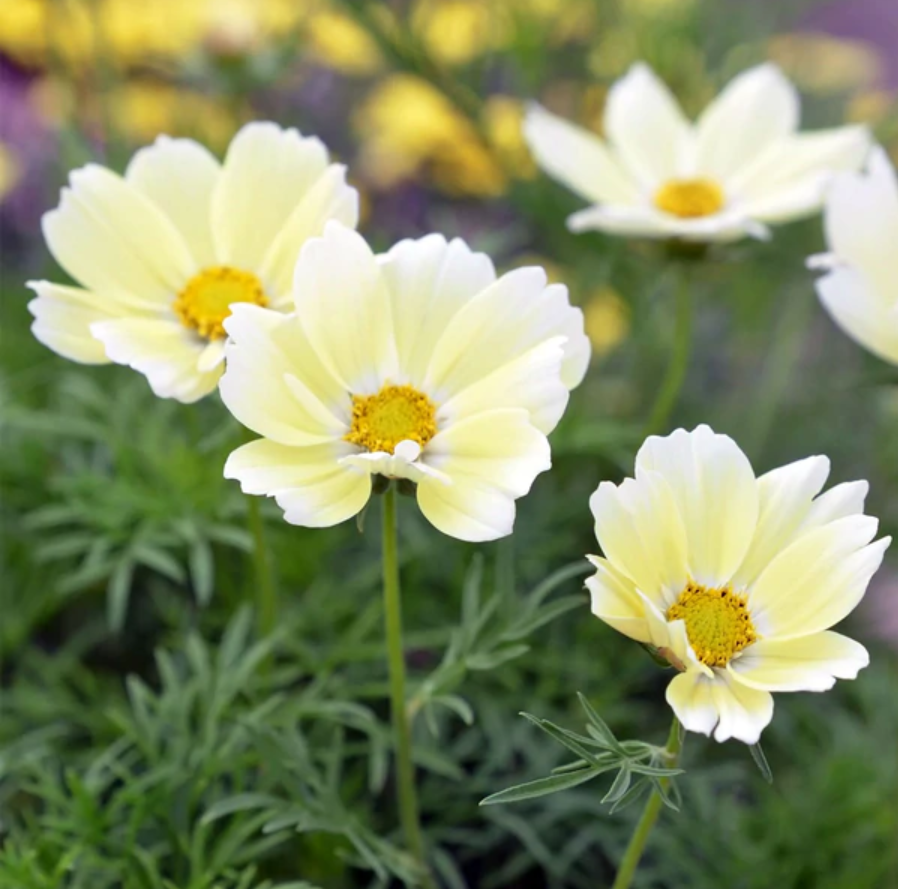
left=382, top=487, right=434, bottom=889
left=496, top=535, right=515, bottom=602
left=611, top=717, right=683, bottom=889
left=246, top=495, right=276, bottom=640
left=642, top=265, right=693, bottom=438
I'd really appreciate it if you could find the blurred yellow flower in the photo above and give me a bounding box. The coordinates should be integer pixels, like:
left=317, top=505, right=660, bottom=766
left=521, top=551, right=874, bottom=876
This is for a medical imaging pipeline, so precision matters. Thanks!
left=306, top=10, right=384, bottom=76
left=483, top=96, right=537, bottom=180
left=846, top=90, right=896, bottom=127
left=353, top=74, right=507, bottom=197
left=583, top=287, right=630, bottom=358
left=412, top=0, right=499, bottom=65
left=0, top=144, right=22, bottom=204
left=768, top=33, right=884, bottom=96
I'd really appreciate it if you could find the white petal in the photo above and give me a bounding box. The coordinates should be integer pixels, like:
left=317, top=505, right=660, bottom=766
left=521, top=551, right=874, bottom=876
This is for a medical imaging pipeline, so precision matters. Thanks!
left=416, top=475, right=517, bottom=542
left=226, top=439, right=372, bottom=528
left=585, top=555, right=651, bottom=644
left=748, top=515, right=889, bottom=639
left=666, top=670, right=718, bottom=737
left=422, top=408, right=550, bottom=499
left=802, top=480, right=868, bottom=530
left=523, top=103, right=638, bottom=204
left=27, top=281, right=135, bottom=364
left=604, top=63, right=690, bottom=185
left=438, top=337, right=569, bottom=435
left=816, top=266, right=898, bottom=365
left=125, top=136, right=220, bottom=269
left=731, top=455, right=830, bottom=588
left=695, top=64, right=799, bottom=180
left=292, top=222, right=397, bottom=393
left=728, top=631, right=869, bottom=692
left=42, top=164, right=194, bottom=305
left=378, top=234, right=496, bottom=387
left=423, top=266, right=588, bottom=405
left=588, top=470, right=689, bottom=606
left=339, top=449, right=450, bottom=486
left=211, top=122, right=332, bottom=273
left=709, top=669, right=774, bottom=744
left=635, top=426, right=759, bottom=586
left=197, top=339, right=226, bottom=373
left=259, top=164, right=359, bottom=299
left=220, top=303, right=349, bottom=446
left=90, top=317, right=218, bottom=403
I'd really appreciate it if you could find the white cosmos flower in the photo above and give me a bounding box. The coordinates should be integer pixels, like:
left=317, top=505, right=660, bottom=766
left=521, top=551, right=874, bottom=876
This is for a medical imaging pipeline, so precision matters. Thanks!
left=524, top=62, right=870, bottom=243
left=587, top=425, right=889, bottom=744
left=28, top=122, right=358, bottom=402
left=810, top=146, right=898, bottom=364
left=220, top=221, right=590, bottom=542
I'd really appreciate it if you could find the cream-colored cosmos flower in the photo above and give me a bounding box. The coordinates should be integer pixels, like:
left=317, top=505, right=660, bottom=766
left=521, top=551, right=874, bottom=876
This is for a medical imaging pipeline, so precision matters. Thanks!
left=524, top=63, right=870, bottom=242
left=587, top=426, right=889, bottom=744
left=810, top=146, right=898, bottom=365
left=28, top=122, right=357, bottom=402
left=220, top=222, right=590, bottom=542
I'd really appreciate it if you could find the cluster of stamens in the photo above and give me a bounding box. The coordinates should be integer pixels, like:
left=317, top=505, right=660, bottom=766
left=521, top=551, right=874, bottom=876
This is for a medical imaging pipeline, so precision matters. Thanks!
left=654, top=178, right=725, bottom=218
left=344, top=384, right=438, bottom=454
left=173, top=266, right=268, bottom=340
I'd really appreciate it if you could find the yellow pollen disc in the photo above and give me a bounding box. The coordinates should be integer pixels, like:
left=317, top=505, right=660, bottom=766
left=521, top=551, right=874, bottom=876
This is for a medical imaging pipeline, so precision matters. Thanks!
left=173, top=266, right=268, bottom=340
left=654, top=178, right=725, bottom=218
left=666, top=581, right=757, bottom=668
left=344, top=384, right=438, bottom=454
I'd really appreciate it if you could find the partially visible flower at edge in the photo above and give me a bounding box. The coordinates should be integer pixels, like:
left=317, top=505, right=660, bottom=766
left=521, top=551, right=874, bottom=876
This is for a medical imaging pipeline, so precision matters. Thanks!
left=524, top=62, right=871, bottom=243
left=810, top=145, right=898, bottom=365
left=28, top=121, right=357, bottom=402
left=587, top=425, right=889, bottom=744
left=220, top=221, right=590, bottom=542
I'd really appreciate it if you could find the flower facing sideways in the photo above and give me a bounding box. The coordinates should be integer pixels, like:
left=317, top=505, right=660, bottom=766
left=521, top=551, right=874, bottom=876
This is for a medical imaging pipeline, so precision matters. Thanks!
left=587, top=426, right=889, bottom=744
left=220, top=222, right=590, bottom=542
left=524, top=63, right=870, bottom=242
left=811, top=146, right=898, bottom=365
left=28, top=122, right=357, bottom=402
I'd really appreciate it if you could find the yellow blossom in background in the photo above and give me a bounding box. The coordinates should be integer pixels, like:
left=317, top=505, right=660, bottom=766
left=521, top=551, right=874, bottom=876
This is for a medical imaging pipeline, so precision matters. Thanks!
left=768, top=33, right=884, bottom=96
left=306, top=10, right=384, bottom=76
left=412, top=0, right=499, bottom=65
left=483, top=96, right=537, bottom=180
left=583, top=287, right=630, bottom=358
left=353, top=74, right=507, bottom=197
left=0, top=145, right=21, bottom=204
left=847, top=90, right=897, bottom=127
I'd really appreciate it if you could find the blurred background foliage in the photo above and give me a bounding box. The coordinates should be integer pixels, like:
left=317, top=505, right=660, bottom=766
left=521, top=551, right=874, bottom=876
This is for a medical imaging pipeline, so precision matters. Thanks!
left=1, top=0, right=898, bottom=886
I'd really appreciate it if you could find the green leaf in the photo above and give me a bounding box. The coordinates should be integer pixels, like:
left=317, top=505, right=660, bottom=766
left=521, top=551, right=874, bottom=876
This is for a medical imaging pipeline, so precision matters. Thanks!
left=602, top=765, right=632, bottom=804
left=500, top=594, right=583, bottom=642
left=749, top=741, right=774, bottom=784
left=189, top=537, right=215, bottom=605
left=201, top=793, right=282, bottom=825
left=466, top=643, right=529, bottom=671
left=480, top=767, right=599, bottom=805
left=107, top=556, right=135, bottom=632
left=577, top=692, right=623, bottom=753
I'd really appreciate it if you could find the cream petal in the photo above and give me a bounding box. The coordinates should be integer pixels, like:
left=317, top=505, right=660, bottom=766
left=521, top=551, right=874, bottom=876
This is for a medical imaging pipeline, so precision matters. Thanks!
left=823, top=146, right=898, bottom=308
left=42, top=164, right=194, bottom=305
left=292, top=222, right=397, bottom=393
left=728, top=631, right=869, bottom=692
left=731, top=455, right=830, bottom=589
left=666, top=670, right=718, bottom=737
left=125, top=136, right=220, bottom=269
left=211, top=122, right=331, bottom=272
left=422, top=266, right=588, bottom=402
left=523, top=103, right=639, bottom=204
left=27, top=281, right=137, bottom=364
left=220, top=303, right=349, bottom=446
left=585, top=555, right=651, bottom=644
left=416, top=474, right=518, bottom=542
left=422, top=408, right=550, bottom=499
left=197, top=339, right=226, bottom=373
left=225, top=438, right=349, bottom=494
left=635, top=426, right=759, bottom=587
left=339, top=446, right=450, bottom=486
left=747, top=515, right=888, bottom=639
left=438, top=337, right=569, bottom=434
left=739, top=177, right=832, bottom=225
left=801, top=480, right=868, bottom=530
left=271, top=466, right=372, bottom=528
left=259, top=164, right=359, bottom=300
left=695, top=64, right=799, bottom=181
left=90, top=317, right=218, bottom=403
left=589, top=470, right=689, bottom=606
left=708, top=668, right=774, bottom=744
left=378, top=234, right=496, bottom=386
left=604, top=63, right=691, bottom=186
left=816, top=266, right=898, bottom=365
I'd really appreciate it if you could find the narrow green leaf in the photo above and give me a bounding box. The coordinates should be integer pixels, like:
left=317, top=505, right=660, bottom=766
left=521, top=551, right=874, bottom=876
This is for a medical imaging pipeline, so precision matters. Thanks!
left=201, top=793, right=282, bottom=825
left=480, top=768, right=598, bottom=805
left=602, top=766, right=632, bottom=804
left=749, top=741, right=774, bottom=784
left=107, top=556, right=135, bottom=632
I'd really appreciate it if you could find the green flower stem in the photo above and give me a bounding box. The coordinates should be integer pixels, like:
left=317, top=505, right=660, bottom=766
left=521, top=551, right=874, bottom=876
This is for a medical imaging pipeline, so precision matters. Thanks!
left=382, top=486, right=435, bottom=889
left=643, top=265, right=693, bottom=438
left=611, top=717, right=683, bottom=889
left=246, top=495, right=277, bottom=640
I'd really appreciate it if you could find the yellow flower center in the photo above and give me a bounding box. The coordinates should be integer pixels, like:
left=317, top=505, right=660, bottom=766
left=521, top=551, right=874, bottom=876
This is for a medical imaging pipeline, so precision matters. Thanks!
left=344, top=384, right=438, bottom=454
left=654, top=178, right=725, bottom=218
left=666, top=581, right=757, bottom=667
left=173, top=266, right=268, bottom=340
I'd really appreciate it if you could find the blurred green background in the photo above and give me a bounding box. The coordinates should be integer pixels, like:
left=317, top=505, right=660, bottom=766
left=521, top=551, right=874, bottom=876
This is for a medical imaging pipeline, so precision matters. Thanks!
left=1, top=0, right=897, bottom=887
